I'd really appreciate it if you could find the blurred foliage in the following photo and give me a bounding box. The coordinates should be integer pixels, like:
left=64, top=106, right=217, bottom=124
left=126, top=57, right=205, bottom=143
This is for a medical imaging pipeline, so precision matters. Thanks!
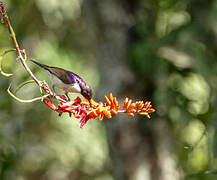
left=129, top=0, right=217, bottom=179
left=1, top=0, right=217, bottom=180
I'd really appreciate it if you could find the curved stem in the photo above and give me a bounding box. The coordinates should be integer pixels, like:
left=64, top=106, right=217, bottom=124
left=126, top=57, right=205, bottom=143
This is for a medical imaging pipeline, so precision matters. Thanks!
left=8, top=84, right=50, bottom=103
left=0, top=2, right=54, bottom=96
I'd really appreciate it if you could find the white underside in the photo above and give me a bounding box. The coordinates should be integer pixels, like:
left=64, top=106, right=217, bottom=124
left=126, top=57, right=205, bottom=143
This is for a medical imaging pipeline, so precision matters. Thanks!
left=49, top=72, right=81, bottom=93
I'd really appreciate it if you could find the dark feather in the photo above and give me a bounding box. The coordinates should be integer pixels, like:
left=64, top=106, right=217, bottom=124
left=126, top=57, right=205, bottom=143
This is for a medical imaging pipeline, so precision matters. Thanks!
left=30, top=59, right=50, bottom=70
left=48, top=67, right=76, bottom=84
left=30, top=59, right=77, bottom=84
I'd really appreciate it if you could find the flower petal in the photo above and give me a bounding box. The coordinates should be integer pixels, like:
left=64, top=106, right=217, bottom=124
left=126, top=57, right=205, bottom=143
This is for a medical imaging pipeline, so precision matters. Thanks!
left=105, top=96, right=111, bottom=105
left=103, top=110, right=112, bottom=118
left=43, top=99, right=58, bottom=111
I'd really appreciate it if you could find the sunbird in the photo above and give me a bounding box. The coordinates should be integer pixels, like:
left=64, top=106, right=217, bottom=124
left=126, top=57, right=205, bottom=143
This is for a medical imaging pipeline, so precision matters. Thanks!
left=30, top=59, right=92, bottom=101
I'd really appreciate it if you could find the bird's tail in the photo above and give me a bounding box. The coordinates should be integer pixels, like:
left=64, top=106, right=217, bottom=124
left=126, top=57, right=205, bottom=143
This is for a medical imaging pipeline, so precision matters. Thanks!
left=30, top=59, right=50, bottom=71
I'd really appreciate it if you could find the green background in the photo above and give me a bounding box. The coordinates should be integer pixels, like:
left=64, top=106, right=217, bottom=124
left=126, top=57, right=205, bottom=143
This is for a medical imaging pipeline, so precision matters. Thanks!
left=1, top=0, right=217, bottom=179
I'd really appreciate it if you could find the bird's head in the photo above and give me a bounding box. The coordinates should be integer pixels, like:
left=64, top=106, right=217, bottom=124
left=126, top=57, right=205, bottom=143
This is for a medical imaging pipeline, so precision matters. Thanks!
left=81, top=84, right=92, bottom=102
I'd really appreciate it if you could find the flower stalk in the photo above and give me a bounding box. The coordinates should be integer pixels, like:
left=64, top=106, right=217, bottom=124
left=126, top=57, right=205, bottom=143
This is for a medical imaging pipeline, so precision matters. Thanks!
left=43, top=93, right=155, bottom=128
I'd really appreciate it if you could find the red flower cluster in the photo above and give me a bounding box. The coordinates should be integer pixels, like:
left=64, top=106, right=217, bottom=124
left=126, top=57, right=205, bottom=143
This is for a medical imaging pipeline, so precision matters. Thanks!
left=42, top=93, right=155, bottom=128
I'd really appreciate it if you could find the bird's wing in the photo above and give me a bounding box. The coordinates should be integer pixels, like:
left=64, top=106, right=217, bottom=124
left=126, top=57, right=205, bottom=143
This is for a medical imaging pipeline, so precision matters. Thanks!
left=31, top=60, right=79, bottom=84
left=48, top=67, right=76, bottom=84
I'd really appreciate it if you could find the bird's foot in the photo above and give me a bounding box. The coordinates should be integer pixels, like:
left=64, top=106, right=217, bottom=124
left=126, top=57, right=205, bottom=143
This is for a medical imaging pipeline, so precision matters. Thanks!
left=52, top=92, right=57, bottom=97
left=65, top=93, right=71, bottom=101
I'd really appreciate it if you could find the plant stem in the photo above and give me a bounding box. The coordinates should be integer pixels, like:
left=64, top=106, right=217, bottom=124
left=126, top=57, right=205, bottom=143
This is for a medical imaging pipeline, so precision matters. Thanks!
left=0, top=2, right=54, bottom=96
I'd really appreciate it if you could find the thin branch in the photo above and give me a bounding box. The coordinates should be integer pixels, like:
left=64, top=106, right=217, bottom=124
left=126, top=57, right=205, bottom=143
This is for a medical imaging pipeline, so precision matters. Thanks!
left=0, top=2, right=55, bottom=97
left=8, top=84, right=50, bottom=103
left=14, top=80, right=35, bottom=95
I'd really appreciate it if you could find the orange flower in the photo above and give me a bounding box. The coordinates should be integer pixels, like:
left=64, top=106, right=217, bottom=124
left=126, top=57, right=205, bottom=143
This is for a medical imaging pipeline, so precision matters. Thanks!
left=121, top=97, right=155, bottom=119
left=82, top=93, right=120, bottom=121
left=82, top=93, right=155, bottom=121
left=43, top=93, right=155, bottom=128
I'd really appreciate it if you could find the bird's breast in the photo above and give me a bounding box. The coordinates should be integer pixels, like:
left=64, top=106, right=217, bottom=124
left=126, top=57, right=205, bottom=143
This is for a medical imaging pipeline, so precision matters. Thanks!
left=50, top=73, right=81, bottom=93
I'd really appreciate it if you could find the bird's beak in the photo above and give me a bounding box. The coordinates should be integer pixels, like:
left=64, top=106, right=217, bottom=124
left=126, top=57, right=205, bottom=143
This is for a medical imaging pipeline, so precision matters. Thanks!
left=82, top=96, right=92, bottom=107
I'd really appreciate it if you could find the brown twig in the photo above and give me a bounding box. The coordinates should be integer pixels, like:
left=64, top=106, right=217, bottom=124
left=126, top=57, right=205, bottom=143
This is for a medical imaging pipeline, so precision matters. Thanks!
left=0, top=2, right=57, bottom=99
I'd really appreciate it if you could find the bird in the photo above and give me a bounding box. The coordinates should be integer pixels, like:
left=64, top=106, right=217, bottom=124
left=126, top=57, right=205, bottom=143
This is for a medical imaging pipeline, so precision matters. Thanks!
left=30, top=59, right=92, bottom=101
